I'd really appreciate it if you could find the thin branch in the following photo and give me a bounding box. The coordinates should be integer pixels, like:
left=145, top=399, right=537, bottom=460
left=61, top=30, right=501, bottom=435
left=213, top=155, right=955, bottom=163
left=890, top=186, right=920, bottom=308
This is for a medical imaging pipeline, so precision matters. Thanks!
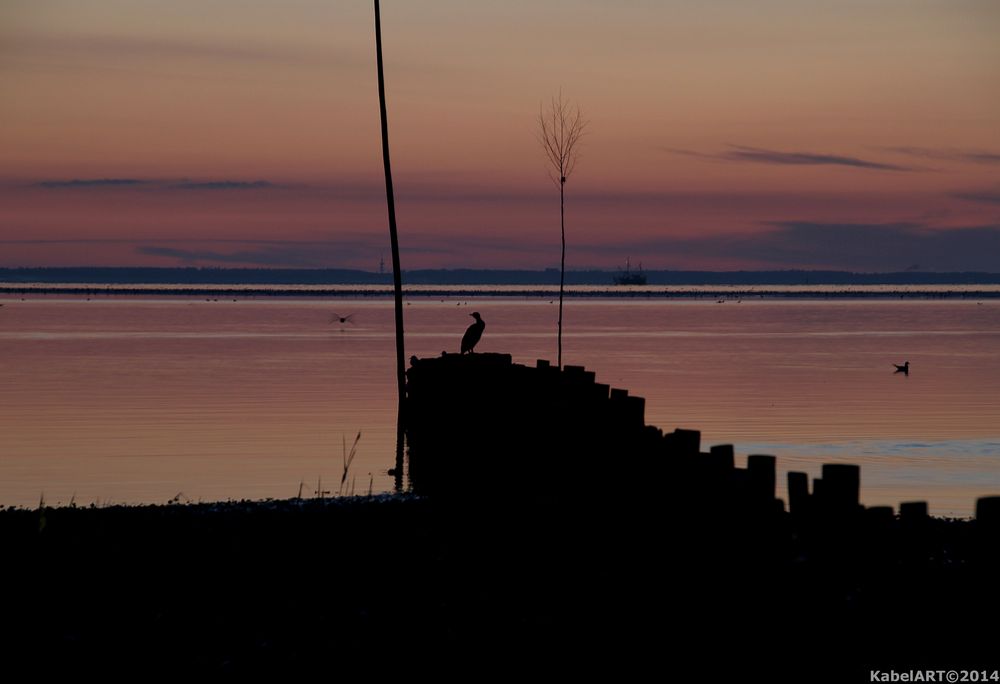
left=538, top=92, right=587, bottom=186
left=538, top=91, right=586, bottom=370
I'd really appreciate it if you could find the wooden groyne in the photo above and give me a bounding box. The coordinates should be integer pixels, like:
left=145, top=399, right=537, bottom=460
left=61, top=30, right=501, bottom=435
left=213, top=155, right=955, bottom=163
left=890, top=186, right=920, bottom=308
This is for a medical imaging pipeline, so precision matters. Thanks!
left=2, top=353, right=996, bottom=674
left=406, top=352, right=1000, bottom=530
left=407, top=352, right=651, bottom=497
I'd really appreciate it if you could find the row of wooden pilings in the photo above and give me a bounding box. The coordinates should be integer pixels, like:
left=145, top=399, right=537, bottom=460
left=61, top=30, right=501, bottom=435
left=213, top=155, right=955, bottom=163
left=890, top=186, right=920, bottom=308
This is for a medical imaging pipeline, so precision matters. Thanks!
left=405, top=352, right=1000, bottom=530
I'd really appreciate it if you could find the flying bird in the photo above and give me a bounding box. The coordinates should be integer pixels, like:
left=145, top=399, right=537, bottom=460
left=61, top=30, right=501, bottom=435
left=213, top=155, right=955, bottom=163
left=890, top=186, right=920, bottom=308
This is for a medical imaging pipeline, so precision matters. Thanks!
left=461, top=312, right=485, bottom=354
left=893, top=361, right=910, bottom=374
left=330, top=312, right=356, bottom=324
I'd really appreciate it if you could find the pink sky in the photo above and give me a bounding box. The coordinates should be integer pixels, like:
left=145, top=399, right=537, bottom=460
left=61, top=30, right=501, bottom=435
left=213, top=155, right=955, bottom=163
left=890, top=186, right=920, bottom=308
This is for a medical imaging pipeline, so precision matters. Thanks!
left=1, top=1, right=998, bottom=271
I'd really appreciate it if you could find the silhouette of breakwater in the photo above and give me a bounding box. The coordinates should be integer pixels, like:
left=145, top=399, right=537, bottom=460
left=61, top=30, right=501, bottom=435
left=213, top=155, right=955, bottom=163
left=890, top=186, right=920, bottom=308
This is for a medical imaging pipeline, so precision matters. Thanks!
left=406, top=351, right=1000, bottom=531
left=2, top=353, right=996, bottom=675
left=405, top=352, right=1000, bottom=671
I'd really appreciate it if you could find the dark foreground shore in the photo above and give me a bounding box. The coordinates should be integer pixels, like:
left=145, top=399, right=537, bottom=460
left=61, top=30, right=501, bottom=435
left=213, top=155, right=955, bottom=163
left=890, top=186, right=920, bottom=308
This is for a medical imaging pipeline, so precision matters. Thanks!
left=5, top=357, right=998, bottom=677
left=2, top=493, right=997, bottom=678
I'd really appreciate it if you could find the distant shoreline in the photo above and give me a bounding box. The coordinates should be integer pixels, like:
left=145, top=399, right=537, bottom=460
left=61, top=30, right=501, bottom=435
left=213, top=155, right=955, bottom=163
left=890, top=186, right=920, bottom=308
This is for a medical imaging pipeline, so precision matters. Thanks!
left=3, top=266, right=1000, bottom=287
left=4, top=283, right=1000, bottom=299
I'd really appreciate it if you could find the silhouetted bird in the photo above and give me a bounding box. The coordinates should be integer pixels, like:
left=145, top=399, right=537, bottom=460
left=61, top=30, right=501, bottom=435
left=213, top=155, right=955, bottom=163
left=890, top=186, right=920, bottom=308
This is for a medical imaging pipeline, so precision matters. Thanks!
left=330, top=312, right=355, bottom=324
left=894, top=361, right=910, bottom=374
left=461, top=312, right=485, bottom=354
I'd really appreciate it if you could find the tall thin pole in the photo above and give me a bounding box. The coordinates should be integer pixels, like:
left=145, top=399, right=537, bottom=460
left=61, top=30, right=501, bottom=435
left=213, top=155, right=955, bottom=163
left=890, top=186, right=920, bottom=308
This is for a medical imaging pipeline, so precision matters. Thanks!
left=374, top=0, right=406, bottom=491
left=558, top=178, right=565, bottom=369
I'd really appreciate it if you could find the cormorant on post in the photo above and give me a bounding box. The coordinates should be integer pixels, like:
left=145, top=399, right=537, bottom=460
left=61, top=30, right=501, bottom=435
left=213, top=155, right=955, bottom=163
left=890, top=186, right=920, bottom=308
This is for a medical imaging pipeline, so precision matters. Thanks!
left=461, top=312, right=485, bottom=354
left=893, top=361, right=910, bottom=374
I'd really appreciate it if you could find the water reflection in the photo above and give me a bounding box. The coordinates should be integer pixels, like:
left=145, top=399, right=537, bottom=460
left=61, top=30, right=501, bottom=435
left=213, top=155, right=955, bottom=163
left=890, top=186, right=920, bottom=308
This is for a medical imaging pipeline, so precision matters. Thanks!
left=1, top=295, right=998, bottom=515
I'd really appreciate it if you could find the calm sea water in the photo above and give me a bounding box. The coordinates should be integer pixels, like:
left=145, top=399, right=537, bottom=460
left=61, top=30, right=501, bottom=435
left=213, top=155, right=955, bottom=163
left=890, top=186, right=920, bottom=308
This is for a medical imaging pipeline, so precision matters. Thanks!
left=1, top=292, right=998, bottom=516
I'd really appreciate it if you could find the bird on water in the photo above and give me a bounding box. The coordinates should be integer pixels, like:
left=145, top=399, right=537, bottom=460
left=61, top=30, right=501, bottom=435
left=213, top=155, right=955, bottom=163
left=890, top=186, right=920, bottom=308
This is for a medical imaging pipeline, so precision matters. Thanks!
left=894, top=361, right=910, bottom=374
left=461, top=312, right=485, bottom=354
left=330, top=312, right=355, bottom=324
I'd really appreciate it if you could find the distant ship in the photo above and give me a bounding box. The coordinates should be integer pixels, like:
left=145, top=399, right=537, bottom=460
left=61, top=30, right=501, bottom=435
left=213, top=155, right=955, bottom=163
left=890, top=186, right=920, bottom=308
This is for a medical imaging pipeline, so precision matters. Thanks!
left=613, top=258, right=647, bottom=285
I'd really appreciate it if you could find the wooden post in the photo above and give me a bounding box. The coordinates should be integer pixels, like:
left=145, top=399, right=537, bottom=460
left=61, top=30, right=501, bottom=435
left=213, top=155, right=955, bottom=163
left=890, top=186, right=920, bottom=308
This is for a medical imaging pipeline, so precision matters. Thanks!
left=976, top=496, right=1000, bottom=564
left=608, top=388, right=644, bottom=428
left=821, top=463, right=860, bottom=511
left=625, top=395, right=645, bottom=426
left=811, top=477, right=824, bottom=508
left=708, top=444, right=735, bottom=470
left=865, top=506, right=895, bottom=526
left=670, top=429, right=701, bottom=457
left=747, top=454, right=776, bottom=502
left=899, top=501, right=928, bottom=522
left=976, top=496, right=1000, bottom=527
left=374, top=0, right=406, bottom=491
left=787, top=471, right=809, bottom=515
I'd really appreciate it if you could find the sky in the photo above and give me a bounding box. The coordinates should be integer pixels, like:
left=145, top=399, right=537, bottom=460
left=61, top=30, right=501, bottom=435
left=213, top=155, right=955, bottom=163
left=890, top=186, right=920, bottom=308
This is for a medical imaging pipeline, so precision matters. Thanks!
left=1, top=0, right=998, bottom=272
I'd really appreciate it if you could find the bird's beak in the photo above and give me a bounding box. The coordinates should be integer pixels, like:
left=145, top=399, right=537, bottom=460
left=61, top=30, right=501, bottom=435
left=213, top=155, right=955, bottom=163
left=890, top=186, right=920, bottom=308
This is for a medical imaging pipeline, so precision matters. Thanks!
left=469, top=313, right=474, bottom=317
